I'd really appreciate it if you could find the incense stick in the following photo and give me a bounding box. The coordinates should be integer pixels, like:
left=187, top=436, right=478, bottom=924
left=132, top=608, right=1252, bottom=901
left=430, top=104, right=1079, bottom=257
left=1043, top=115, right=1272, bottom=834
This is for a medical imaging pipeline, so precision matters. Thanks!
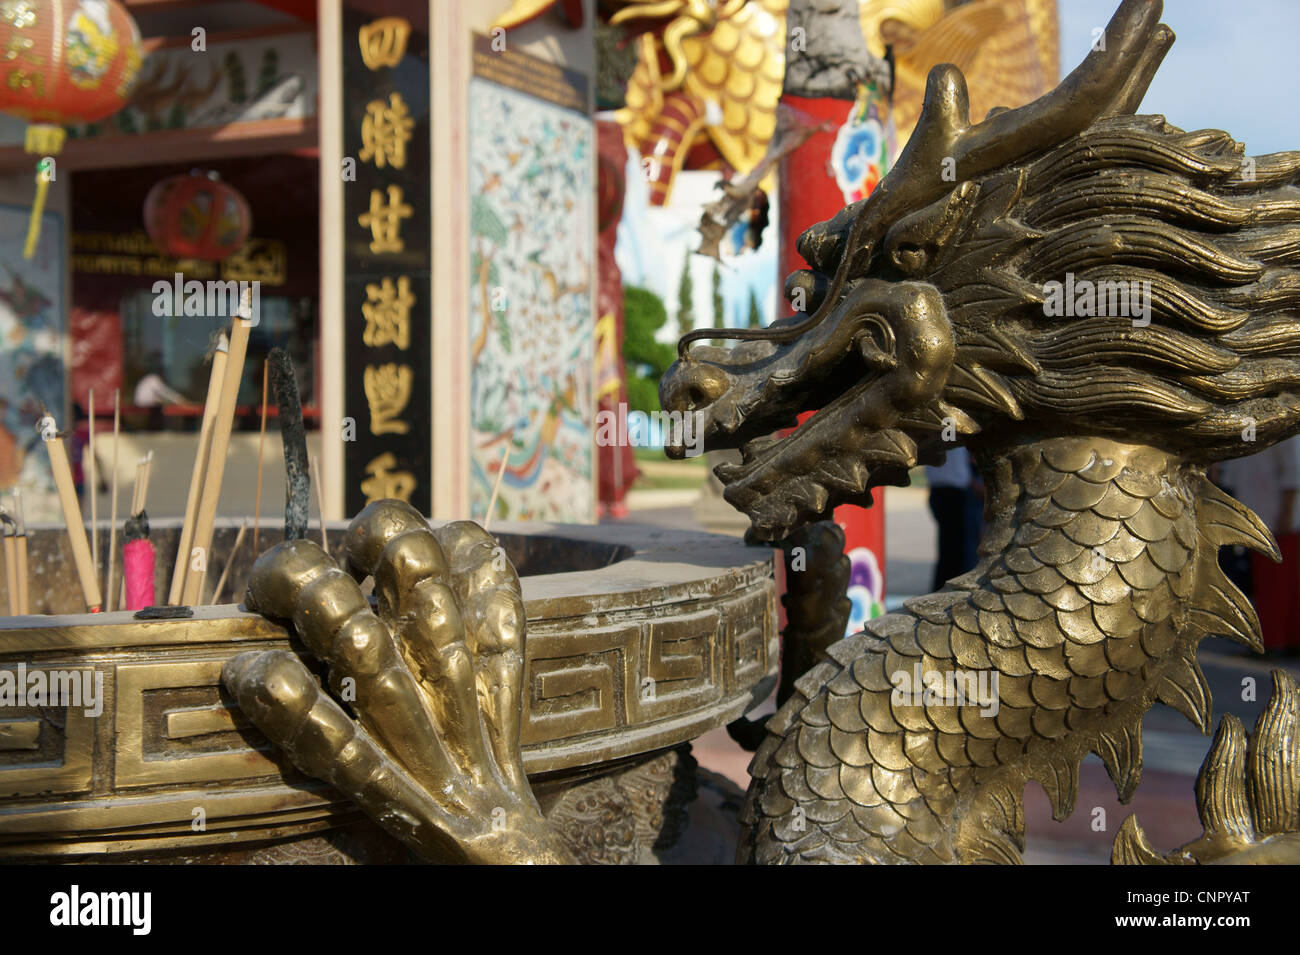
left=105, top=389, right=121, bottom=612
left=252, top=359, right=268, bottom=558
left=2, top=512, right=16, bottom=617
left=483, top=443, right=510, bottom=531
left=12, top=488, right=26, bottom=615
left=269, top=349, right=308, bottom=541
left=311, top=453, right=328, bottom=552
left=170, top=335, right=228, bottom=604
left=208, top=520, right=248, bottom=605
left=88, top=389, right=97, bottom=585
left=13, top=489, right=27, bottom=615
left=122, top=454, right=152, bottom=608
left=141, top=451, right=153, bottom=514
left=182, top=309, right=252, bottom=606
left=44, top=417, right=102, bottom=612
left=131, top=455, right=146, bottom=514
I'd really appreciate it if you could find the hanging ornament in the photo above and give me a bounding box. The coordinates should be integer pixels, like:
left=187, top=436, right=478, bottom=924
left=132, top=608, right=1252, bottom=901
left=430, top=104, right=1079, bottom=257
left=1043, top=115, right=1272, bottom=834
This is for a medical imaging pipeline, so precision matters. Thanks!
left=143, top=170, right=252, bottom=262
left=0, top=0, right=144, bottom=258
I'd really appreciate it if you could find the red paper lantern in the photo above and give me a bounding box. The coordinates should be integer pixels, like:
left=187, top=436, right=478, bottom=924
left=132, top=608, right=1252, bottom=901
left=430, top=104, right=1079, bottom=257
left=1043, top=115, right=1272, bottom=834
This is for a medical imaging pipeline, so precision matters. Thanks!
left=0, top=0, right=144, bottom=256
left=0, top=0, right=143, bottom=125
left=143, top=171, right=253, bottom=262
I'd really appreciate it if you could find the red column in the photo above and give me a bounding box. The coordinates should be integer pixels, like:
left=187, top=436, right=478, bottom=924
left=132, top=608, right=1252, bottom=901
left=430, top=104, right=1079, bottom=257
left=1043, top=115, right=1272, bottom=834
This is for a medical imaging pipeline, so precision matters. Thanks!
left=779, top=87, right=893, bottom=630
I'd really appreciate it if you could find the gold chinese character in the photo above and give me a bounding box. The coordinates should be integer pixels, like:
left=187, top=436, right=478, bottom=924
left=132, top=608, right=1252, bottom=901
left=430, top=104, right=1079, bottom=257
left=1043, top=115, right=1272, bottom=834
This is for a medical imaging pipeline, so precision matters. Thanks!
left=358, top=185, right=412, bottom=254
left=362, top=276, right=414, bottom=350
left=360, top=92, right=414, bottom=170
left=361, top=452, right=416, bottom=504
left=358, top=16, right=410, bottom=70
left=364, top=362, right=412, bottom=434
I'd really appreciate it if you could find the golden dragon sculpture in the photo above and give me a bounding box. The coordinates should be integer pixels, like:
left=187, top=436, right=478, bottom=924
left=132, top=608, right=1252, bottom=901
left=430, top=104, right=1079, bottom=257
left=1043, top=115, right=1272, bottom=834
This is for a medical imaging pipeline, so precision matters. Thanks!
left=610, top=0, right=1057, bottom=205
left=223, top=0, right=1299, bottom=863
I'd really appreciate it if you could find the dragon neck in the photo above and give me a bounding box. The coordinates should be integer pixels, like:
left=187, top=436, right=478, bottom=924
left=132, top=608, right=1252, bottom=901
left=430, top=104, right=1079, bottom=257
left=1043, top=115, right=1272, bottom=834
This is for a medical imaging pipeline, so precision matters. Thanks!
left=971, top=435, right=1195, bottom=599
left=935, top=434, right=1270, bottom=859
left=740, top=434, right=1273, bottom=865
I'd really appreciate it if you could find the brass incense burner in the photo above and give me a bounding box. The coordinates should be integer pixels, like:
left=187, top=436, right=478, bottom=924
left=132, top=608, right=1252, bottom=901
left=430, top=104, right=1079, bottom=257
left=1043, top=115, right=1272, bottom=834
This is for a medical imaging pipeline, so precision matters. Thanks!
left=0, top=516, right=775, bottom=863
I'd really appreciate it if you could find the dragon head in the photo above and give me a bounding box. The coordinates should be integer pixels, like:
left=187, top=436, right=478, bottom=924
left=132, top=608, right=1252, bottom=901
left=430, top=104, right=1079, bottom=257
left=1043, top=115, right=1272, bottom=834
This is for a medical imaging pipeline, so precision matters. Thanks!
left=661, top=0, right=1300, bottom=542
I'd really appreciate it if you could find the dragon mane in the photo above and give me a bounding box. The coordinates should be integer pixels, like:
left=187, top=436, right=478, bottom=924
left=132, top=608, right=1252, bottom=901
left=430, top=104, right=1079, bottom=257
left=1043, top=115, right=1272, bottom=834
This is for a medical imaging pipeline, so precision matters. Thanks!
left=882, top=114, right=1300, bottom=462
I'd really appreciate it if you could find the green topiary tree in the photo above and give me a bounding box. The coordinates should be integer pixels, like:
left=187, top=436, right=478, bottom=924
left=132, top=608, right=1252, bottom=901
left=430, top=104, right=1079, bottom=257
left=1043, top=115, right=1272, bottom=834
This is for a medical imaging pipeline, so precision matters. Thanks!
left=712, top=262, right=724, bottom=328
left=623, top=285, right=675, bottom=413
left=675, top=250, right=695, bottom=341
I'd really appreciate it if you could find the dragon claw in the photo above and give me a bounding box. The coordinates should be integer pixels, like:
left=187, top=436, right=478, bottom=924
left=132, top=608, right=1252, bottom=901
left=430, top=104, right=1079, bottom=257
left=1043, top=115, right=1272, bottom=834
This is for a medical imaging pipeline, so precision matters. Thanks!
left=223, top=501, right=573, bottom=864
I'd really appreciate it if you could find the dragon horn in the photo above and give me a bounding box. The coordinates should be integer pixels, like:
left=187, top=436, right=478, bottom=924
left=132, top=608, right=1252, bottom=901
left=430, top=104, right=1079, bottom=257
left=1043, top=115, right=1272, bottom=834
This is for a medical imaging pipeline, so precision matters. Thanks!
left=826, top=0, right=1172, bottom=275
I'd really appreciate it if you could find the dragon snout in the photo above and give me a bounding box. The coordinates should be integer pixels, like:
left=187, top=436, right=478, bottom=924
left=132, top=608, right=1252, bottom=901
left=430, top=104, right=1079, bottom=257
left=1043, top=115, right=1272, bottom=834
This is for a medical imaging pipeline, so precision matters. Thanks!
left=660, top=357, right=733, bottom=415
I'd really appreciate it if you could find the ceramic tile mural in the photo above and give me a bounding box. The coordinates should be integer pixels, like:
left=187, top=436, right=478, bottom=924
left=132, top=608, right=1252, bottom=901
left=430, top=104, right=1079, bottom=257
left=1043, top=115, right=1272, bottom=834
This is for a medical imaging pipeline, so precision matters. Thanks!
left=0, top=205, right=64, bottom=520
left=467, top=78, right=593, bottom=523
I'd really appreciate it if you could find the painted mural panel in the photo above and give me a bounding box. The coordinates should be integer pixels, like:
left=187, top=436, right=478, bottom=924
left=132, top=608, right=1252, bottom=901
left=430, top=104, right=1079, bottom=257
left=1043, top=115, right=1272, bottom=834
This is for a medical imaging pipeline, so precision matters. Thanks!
left=468, top=52, right=593, bottom=524
left=64, top=30, right=317, bottom=140
left=0, top=205, right=64, bottom=521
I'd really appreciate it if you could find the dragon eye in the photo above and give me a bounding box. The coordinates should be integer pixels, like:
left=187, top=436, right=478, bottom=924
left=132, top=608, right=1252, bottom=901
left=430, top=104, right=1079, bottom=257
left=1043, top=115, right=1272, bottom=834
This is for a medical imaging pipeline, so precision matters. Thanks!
left=858, top=314, right=897, bottom=366
left=891, top=242, right=929, bottom=274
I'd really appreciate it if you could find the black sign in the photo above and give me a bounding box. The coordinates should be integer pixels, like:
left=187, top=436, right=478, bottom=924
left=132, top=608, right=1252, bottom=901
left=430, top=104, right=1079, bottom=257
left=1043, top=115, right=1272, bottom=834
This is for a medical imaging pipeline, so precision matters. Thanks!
left=341, top=6, right=432, bottom=516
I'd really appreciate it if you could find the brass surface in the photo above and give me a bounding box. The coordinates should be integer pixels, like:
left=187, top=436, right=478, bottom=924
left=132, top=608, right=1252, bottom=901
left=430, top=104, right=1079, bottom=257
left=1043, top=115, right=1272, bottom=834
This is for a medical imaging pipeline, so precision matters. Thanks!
left=656, top=0, right=1300, bottom=863
left=11, top=0, right=1299, bottom=865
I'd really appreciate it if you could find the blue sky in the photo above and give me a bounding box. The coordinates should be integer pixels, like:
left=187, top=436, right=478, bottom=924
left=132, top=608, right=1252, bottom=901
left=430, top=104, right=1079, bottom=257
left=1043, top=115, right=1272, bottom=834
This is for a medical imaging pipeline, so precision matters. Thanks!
left=1058, top=0, right=1300, bottom=155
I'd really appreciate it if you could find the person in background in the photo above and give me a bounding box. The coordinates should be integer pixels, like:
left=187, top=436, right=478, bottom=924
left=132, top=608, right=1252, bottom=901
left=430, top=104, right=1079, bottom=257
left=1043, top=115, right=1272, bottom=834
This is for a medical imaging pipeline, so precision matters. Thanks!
left=925, top=445, right=982, bottom=591
left=1220, top=436, right=1300, bottom=655
left=133, top=352, right=186, bottom=431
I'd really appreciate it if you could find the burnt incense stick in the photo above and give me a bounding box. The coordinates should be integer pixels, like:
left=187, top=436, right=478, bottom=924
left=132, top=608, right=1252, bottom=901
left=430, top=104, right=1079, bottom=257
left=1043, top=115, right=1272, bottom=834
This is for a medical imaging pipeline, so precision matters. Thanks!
left=2, top=511, right=16, bottom=617
left=122, top=454, right=152, bottom=609
left=43, top=414, right=102, bottom=612
left=252, top=359, right=268, bottom=558
left=105, top=389, right=121, bottom=612
left=170, top=335, right=228, bottom=605
left=122, top=510, right=155, bottom=612
left=141, top=452, right=153, bottom=514
left=130, top=455, right=146, bottom=514
left=269, top=348, right=309, bottom=542
left=183, top=306, right=253, bottom=606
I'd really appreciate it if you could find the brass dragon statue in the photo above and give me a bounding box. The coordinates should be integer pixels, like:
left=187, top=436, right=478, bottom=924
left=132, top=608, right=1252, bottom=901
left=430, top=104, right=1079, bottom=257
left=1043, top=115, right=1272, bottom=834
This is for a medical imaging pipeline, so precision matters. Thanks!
left=223, top=0, right=1299, bottom=863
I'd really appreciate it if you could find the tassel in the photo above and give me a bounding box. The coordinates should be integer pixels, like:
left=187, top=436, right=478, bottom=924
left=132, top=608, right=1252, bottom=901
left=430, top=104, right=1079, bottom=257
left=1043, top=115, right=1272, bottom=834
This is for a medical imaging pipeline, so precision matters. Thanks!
left=23, top=125, right=66, bottom=260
